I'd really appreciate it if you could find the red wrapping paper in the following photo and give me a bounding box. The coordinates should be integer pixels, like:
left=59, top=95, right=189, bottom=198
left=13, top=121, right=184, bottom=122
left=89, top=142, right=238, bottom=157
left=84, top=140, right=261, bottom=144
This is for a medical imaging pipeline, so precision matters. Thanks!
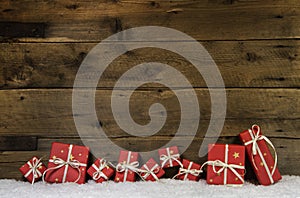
left=87, top=158, right=114, bottom=183
left=158, top=146, right=181, bottom=168
left=139, top=158, right=165, bottom=181
left=115, top=150, right=139, bottom=182
left=19, top=156, right=47, bottom=184
left=206, top=144, right=245, bottom=186
left=44, top=142, right=89, bottom=184
left=239, top=125, right=282, bottom=185
left=177, top=159, right=201, bottom=181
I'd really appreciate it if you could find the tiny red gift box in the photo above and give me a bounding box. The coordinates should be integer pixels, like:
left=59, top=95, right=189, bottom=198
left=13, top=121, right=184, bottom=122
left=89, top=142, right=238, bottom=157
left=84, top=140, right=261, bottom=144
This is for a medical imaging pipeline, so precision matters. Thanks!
left=158, top=146, right=181, bottom=168
left=139, top=158, right=165, bottom=181
left=87, top=158, right=115, bottom=183
left=19, top=156, right=47, bottom=184
left=115, top=150, right=139, bottom=182
left=176, top=159, right=201, bottom=181
left=239, top=124, right=282, bottom=185
left=206, top=144, right=245, bottom=186
left=44, top=142, right=89, bottom=184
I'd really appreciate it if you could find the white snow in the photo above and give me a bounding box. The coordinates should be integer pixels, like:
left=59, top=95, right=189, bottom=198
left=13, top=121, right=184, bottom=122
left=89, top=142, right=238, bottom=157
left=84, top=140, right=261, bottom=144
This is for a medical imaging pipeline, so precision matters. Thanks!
left=0, top=176, right=299, bottom=198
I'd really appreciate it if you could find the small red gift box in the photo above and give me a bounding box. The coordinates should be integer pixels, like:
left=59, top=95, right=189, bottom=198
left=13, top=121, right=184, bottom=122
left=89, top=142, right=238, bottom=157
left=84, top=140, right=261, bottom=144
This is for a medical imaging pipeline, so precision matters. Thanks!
left=139, top=158, right=165, bottom=181
left=115, top=150, right=139, bottom=182
left=176, top=159, right=202, bottom=181
left=206, top=144, right=245, bottom=186
left=44, top=142, right=89, bottom=184
left=158, top=146, right=181, bottom=168
left=19, top=156, right=47, bottom=184
left=239, top=124, right=282, bottom=185
left=87, top=158, right=114, bottom=183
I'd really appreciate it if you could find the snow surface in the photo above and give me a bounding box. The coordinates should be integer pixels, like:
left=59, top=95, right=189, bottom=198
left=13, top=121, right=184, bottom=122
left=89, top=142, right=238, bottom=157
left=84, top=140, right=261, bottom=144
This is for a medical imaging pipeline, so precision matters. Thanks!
left=0, top=176, right=299, bottom=198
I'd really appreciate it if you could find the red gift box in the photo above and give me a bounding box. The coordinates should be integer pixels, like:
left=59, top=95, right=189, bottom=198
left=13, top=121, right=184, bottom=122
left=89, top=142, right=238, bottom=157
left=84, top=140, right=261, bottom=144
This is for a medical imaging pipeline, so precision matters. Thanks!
left=44, top=142, right=89, bottom=184
left=158, top=146, right=181, bottom=168
left=87, top=158, right=114, bottom=183
left=139, top=158, right=165, bottom=181
left=19, top=156, right=47, bottom=184
left=205, top=144, right=245, bottom=186
left=115, top=150, right=139, bottom=182
left=239, top=124, right=282, bottom=185
left=176, top=159, right=202, bottom=181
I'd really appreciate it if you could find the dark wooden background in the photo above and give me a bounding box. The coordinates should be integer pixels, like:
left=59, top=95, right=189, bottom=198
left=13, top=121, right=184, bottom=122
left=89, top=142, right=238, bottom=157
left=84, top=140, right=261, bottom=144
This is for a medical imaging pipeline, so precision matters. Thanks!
left=0, top=0, right=299, bottom=179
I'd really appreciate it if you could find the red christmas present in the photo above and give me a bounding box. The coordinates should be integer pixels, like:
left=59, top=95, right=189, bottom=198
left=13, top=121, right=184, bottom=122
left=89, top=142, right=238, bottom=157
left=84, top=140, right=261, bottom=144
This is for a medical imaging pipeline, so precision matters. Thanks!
left=87, top=158, right=114, bottom=183
left=239, top=124, right=281, bottom=185
left=139, top=158, right=165, bottom=181
left=158, top=146, right=182, bottom=168
left=43, top=142, right=89, bottom=184
left=204, top=144, right=245, bottom=186
left=115, top=150, right=139, bottom=182
left=19, top=156, right=47, bottom=184
left=176, top=159, right=202, bottom=181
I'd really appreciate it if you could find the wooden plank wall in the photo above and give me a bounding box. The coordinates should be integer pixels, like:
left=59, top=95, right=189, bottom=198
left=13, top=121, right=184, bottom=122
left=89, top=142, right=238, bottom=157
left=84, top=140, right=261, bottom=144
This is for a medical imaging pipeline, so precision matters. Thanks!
left=0, top=0, right=299, bottom=179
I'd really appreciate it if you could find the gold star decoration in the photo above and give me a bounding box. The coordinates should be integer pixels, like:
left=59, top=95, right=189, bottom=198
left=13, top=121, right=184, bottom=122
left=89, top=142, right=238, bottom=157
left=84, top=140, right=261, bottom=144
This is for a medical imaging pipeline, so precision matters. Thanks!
left=116, top=177, right=120, bottom=181
left=70, top=154, right=74, bottom=160
left=235, top=177, right=238, bottom=181
left=52, top=155, right=57, bottom=159
left=260, top=162, right=264, bottom=167
left=60, top=150, right=64, bottom=153
left=38, top=166, right=43, bottom=169
left=78, top=153, right=82, bottom=157
left=263, top=153, right=267, bottom=156
left=233, top=152, right=240, bottom=159
left=209, top=179, right=213, bottom=183
left=216, top=172, right=221, bottom=176
left=55, top=178, right=59, bottom=182
left=170, top=150, right=174, bottom=154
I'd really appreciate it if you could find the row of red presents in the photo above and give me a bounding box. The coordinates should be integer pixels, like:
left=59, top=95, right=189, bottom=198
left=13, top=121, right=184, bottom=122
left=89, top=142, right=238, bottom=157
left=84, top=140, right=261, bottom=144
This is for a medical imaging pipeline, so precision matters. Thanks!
left=19, top=124, right=281, bottom=186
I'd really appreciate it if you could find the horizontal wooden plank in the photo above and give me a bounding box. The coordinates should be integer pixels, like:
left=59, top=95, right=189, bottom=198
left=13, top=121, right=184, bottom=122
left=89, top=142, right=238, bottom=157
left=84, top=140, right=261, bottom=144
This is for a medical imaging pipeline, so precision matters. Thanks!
left=0, top=136, right=37, bottom=151
left=0, top=0, right=299, bottom=41
left=0, top=89, right=299, bottom=138
left=0, top=136, right=299, bottom=179
left=0, top=22, right=45, bottom=38
left=0, top=40, right=299, bottom=89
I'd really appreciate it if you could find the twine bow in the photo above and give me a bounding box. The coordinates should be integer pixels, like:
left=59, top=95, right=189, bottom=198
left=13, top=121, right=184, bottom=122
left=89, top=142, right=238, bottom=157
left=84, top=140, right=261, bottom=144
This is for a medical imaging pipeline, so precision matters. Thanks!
left=24, top=157, right=43, bottom=184
left=92, top=159, right=111, bottom=181
left=160, top=147, right=182, bottom=168
left=173, top=161, right=202, bottom=180
left=244, top=124, right=278, bottom=183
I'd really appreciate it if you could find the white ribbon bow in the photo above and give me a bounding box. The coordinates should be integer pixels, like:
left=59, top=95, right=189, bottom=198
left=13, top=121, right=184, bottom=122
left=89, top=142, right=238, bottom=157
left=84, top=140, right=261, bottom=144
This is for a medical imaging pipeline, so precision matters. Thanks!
left=244, top=124, right=278, bottom=183
left=178, top=167, right=202, bottom=177
left=160, top=147, right=182, bottom=168
left=92, top=159, right=110, bottom=181
left=24, top=157, right=43, bottom=184
left=139, top=164, right=160, bottom=181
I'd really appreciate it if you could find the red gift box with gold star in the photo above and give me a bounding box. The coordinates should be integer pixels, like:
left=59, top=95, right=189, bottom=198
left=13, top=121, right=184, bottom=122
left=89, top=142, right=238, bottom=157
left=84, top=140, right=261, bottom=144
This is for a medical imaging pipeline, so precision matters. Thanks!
left=158, top=146, right=181, bottom=168
left=87, top=158, right=114, bottom=183
left=206, top=144, right=245, bottom=186
left=115, top=150, right=139, bottom=182
left=239, top=124, right=282, bottom=185
left=139, top=158, right=165, bottom=181
left=19, top=156, right=47, bottom=184
left=176, top=159, right=202, bottom=181
left=44, top=142, right=89, bottom=184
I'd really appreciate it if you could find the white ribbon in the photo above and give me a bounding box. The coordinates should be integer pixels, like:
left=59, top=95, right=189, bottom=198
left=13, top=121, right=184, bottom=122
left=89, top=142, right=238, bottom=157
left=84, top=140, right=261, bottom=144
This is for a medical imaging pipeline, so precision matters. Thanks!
left=200, top=144, right=245, bottom=185
left=139, top=164, right=160, bottom=181
left=160, top=147, right=182, bottom=168
left=92, top=159, right=110, bottom=181
left=173, top=161, right=202, bottom=180
left=244, top=124, right=277, bottom=184
left=116, top=151, right=140, bottom=182
left=42, top=144, right=87, bottom=183
left=24, top=157, right=43, bottom=184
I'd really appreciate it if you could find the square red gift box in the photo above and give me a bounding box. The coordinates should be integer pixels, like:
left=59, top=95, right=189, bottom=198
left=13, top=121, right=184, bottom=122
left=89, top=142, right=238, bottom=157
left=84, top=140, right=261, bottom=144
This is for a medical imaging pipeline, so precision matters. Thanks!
left=139, top=158, right=165, bottom=181
left=44, top=142, right=89, bottom=184
left=205, top=144, right=245, bottom=186
left=115, top=150, right=139, bottom=182
left=87, top=158, right=114, bottom=183
left=176, top=159, right=202, bottom=181
left=158, top=146, right=181, bottom=168
left=239, top=124, right=282, bottom=185
left=19, top=156, right=47, bottom=184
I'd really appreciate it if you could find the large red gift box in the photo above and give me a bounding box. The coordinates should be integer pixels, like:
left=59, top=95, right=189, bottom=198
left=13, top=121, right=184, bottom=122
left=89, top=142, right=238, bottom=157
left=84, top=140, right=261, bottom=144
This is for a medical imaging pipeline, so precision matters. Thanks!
left=87, top=158, right=115, bottom=183
left=239, top=124, right=282, bottom=185
left=139, top=158, right=165, bottom=181
left=19, top=156, right=47, bottom=184
left=176, top=159, right=202, bottom=181
left=206, top=144, right=245, bottom=186
left=115, top=150, right=139, bottom=182
left=158, top=146, right=181, bottom=168
left=44, top=142, right=89, bottom=184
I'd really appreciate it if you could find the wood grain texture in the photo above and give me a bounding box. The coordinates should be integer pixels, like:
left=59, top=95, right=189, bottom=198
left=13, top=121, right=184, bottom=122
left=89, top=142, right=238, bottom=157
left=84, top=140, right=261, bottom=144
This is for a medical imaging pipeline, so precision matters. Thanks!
left=0, top=89, right=299, bottom=137
left=0, top=136, right=299, bottom=179
left=0, top=0, right=299, bottom=41
left=0, top=136, right=37, bottom=151
left=0, top=40, right=299, bottom=89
